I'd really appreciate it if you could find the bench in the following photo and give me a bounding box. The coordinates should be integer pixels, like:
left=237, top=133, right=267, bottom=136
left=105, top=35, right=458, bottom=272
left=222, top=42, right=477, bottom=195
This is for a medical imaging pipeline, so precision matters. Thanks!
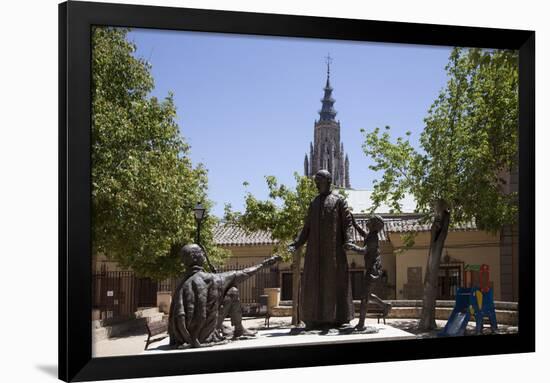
left=258, top=294, right=271, bottom=328
left=145, top=318, right=168, bottom=350
left=365, top=303, right=391, bottom=324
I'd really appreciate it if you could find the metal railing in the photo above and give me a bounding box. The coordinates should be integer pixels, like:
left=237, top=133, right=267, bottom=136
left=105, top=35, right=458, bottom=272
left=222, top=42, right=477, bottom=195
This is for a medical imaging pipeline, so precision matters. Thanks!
left=93, top=265, right=279, bottom=321
left=92, top=271, right=157, bottom=322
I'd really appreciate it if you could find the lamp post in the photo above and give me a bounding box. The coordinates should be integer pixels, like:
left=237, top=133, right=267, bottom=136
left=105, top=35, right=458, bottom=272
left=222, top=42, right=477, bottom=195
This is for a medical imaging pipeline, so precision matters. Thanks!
left=193, top=202, right=216, bottom=272
left=194, top=202, right=206, bottom=245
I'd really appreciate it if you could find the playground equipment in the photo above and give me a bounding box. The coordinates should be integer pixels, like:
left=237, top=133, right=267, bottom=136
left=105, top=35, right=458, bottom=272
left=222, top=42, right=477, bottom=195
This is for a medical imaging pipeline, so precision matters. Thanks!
left=438, top=264, right=498, bottom=337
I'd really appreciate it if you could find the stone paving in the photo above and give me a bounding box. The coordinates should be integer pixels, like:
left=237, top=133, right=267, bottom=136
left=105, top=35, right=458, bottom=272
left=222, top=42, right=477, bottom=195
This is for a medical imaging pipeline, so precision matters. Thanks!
left=143, top=319, right=415, bottom=355
left=92, top=316, right=518, bottom=358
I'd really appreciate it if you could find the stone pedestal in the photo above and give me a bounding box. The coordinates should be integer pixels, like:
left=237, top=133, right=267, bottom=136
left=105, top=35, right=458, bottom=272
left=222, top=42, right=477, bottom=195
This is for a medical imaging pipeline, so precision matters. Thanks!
left=264, top=287, right=281, bottom=312
left=157, top=291, right=172, bottom=314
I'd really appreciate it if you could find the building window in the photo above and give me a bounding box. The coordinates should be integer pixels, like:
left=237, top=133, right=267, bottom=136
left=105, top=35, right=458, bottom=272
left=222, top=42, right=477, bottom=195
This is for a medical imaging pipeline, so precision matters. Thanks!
left=281, top=273, right=293, bottom=301
left=280, top=272, right=303, bottom=301
left=437, top=265, right=462, bottom=300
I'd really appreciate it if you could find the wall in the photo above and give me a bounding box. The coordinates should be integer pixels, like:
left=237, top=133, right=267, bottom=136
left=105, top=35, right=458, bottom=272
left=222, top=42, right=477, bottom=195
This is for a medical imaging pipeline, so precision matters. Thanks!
left=392, top=230, right=503, bottom=300
left=222, top=244, right=276, bottom=267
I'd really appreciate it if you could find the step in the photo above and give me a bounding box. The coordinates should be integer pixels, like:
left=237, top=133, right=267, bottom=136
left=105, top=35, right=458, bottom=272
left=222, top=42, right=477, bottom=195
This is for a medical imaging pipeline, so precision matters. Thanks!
left=135, top=307, right=160, bottom=318
left=93, top=317, right=148, bottom=342
left=146, top=312, right=164, bottom=323
left=271, top=305, right=292, bottom=316
left=268, top=304, right=517, bottom=326
left=387, top=306, right=517, bottom=325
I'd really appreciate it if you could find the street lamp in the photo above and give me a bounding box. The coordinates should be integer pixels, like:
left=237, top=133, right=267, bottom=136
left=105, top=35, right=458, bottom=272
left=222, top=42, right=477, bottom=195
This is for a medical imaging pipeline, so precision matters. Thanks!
left=194, top=202, right=206, bottom=245
left=193, top=201, right=216, bottom=272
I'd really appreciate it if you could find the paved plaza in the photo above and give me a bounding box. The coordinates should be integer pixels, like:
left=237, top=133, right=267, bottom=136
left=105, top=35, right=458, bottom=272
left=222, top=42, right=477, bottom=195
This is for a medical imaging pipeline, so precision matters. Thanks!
left=93, top=316, right=518, bottom=358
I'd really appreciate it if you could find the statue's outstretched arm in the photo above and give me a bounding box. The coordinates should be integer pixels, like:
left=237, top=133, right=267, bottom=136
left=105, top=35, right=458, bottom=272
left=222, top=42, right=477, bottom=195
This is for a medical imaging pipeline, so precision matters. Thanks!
left=351, top=212, right=368, bottom=238
left=222, top=255, right=282, bottom=289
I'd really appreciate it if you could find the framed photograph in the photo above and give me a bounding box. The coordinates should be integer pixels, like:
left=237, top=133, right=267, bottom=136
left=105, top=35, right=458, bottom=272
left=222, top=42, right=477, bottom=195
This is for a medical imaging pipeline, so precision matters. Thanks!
left=59, top=1, right=535, bottom=381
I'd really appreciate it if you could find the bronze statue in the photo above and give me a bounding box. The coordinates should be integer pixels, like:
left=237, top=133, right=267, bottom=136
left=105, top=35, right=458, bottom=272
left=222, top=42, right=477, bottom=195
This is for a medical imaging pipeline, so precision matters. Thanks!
left=351, top=214, right=391, bottom=331
left=168, top=244, right=281, bottom=348
left=288, top=170, right=360, bottom=329
left=216, top=286, right=258, bottom=339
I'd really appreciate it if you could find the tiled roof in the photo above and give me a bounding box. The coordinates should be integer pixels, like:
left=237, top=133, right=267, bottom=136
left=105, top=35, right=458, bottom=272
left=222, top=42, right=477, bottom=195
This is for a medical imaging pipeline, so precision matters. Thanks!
left=384, top=217, right=477, bottom=233
left=213, top=224, right=276, bottom=246
left=214, top=216, right=478, bottom=246
left=349, top=218, right=389, bottom=242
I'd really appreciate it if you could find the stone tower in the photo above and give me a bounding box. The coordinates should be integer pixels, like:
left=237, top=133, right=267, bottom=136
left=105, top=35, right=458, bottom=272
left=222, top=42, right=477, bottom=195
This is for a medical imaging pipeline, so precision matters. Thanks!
left=304, top=56, right=350, bottom=188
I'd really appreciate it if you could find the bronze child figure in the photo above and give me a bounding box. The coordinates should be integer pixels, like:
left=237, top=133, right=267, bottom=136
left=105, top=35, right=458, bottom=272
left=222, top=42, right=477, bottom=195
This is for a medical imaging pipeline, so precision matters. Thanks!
left=352, top=214, right=392, bottom=331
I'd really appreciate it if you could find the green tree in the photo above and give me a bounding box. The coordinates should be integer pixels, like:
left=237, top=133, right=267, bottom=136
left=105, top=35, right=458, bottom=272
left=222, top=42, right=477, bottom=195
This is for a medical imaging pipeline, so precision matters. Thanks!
left=92, top=27, right=227, bottom=279
left=224, top=173, right=318, bottom=325
left=362, top=47, right=518, bottom=330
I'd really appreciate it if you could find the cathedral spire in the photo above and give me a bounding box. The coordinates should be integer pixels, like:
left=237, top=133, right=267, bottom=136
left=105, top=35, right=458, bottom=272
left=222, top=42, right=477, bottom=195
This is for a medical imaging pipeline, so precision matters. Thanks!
left=319, top=54, right=337, bottom=122
left=326, top=53, right=332, bottom=87
left=345, top=154, right=350, bottom=188
left=306, top=56, right=351, bottom=188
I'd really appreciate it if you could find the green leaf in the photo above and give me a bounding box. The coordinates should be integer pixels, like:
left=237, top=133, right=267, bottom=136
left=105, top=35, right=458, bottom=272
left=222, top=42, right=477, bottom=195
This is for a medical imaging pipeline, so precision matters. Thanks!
left=91, top=27, right=228, bottom=279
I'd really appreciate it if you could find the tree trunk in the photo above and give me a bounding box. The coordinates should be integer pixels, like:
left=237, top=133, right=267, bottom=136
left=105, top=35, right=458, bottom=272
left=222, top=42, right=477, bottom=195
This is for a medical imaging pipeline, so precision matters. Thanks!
left=418, top=206, right=450, bottom=331
left=291, top=248, right=302, bottom=326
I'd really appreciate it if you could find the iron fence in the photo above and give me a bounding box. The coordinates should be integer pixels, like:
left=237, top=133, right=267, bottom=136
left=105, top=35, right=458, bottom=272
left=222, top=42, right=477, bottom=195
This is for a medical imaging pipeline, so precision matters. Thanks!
left=217, top=264, right=279, bottom=304
left=92, top=271, right=158, bottom=322
left=93, top=265, right=279, bottom=321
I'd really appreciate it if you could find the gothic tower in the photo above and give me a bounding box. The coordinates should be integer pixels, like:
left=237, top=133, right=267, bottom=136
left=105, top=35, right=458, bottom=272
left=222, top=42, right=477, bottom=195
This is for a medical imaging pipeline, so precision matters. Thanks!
left=304, top=56, right=350, bottom=188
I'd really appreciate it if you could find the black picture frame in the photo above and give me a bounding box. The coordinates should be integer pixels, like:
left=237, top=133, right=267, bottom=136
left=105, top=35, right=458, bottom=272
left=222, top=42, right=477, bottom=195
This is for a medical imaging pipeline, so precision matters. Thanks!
left=58, top=1, right=535, bottom=381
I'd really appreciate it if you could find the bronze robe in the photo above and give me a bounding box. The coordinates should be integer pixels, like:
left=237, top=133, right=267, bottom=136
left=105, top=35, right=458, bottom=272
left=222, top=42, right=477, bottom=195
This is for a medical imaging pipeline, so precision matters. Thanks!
left=293, top=192, right=354, bottom=326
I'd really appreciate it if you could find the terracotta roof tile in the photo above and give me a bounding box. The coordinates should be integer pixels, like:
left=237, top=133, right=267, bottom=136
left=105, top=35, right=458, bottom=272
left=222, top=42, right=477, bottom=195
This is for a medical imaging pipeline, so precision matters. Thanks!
left=384, top=217, right=477, bottom=233
left=213, top=224, right=276, bottom=246
left=213, top=216, right=478, bottom=246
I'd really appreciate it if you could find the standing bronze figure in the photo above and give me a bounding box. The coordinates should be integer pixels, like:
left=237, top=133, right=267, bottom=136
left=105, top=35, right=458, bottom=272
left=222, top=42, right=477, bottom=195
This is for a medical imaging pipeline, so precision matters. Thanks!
left=351, top=214, right=392, bottom=330
left=288, top=170, right=360, bottom=329
left=168, top=244, right=281, bottom=348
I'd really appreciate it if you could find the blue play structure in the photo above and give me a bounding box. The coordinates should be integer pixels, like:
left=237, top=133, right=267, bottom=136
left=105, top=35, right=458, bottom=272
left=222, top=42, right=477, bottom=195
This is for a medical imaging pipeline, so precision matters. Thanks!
left=438, top=287, right=498, bottom=337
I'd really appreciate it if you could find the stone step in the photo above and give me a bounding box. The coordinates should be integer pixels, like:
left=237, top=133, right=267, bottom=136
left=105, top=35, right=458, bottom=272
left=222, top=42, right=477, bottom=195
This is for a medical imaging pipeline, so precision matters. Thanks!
left=387, top=306, right=517, bottom=325
left=93, top=317, right=148, bottom=342
left=135, top=307, right=160, bottom=318
left=271, top=305, right=292, bottom=317
left=268, top=305, right=517, bottom=326
left=146, top=312, right=164, bottom=323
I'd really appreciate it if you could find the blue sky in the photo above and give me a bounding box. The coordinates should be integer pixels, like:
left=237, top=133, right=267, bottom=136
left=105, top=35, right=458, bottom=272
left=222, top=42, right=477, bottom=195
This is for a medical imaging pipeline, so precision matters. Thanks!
left=127, top=29, right=452, bottom=217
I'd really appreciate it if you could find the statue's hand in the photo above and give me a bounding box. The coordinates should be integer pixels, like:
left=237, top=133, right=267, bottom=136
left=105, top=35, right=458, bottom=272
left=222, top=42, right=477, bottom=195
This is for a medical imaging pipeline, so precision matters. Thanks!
left=345, top=243, right=366, bottom=254
left=263, top=255, right=282, bottom=267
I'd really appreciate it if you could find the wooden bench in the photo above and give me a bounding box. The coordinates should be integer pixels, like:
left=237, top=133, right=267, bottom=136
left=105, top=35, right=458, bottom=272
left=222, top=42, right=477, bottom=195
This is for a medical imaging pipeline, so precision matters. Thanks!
left=365, top=303, right=391, bottom=324
left=144, top=318, right=168, bottom=350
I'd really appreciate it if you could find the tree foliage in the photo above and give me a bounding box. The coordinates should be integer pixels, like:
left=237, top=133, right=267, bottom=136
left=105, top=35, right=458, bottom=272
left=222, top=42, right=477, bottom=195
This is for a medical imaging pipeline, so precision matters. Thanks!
left=91, top=27, right=227, bottom=279
left=362, top=47, right=518, bottom=329
left=224, top=173, right=318, bottom=259
left=363, top=47, right=518, bottom=230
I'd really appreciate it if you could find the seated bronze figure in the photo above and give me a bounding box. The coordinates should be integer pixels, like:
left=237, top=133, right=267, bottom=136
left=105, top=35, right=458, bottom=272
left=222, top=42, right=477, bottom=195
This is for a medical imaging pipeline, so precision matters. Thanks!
left=168, top=244, right=281, bottom=348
